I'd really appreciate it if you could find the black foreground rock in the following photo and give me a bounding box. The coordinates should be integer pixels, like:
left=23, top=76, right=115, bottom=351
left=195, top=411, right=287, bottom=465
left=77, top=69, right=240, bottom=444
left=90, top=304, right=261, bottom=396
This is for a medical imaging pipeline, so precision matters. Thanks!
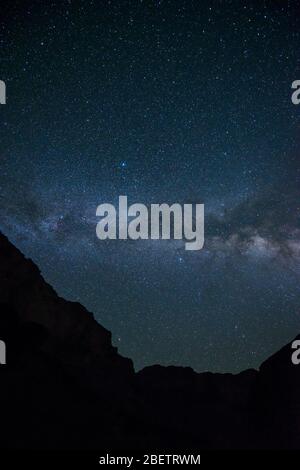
left=0, top=232, right=299, bottom=449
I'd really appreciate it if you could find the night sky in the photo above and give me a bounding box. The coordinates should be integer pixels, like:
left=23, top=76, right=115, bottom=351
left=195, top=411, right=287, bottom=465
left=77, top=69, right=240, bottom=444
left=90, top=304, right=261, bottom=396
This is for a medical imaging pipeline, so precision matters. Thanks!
left=0, top=0, right=299, bottom=372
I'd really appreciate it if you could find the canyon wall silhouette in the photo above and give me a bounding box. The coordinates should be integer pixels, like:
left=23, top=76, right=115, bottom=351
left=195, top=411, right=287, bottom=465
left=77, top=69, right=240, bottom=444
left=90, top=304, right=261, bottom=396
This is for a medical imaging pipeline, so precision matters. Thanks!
left=0, top=232, right=299, bottom=449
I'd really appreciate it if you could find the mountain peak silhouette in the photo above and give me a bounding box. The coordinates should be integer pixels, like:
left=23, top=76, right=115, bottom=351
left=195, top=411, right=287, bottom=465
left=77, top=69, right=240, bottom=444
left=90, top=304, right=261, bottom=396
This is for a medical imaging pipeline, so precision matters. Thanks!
left=0, top=231, right=299, bottom=449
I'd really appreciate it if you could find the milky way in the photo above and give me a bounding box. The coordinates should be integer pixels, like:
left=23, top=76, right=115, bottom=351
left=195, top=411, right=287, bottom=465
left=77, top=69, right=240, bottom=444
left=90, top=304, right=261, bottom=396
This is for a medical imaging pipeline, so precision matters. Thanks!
left=0, top=1, right=299, bottom=372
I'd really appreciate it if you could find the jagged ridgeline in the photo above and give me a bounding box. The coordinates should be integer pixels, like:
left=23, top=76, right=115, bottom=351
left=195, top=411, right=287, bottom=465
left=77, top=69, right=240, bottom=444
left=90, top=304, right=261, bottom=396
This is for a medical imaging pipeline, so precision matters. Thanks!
left=0, top=231, right=299, bottom=449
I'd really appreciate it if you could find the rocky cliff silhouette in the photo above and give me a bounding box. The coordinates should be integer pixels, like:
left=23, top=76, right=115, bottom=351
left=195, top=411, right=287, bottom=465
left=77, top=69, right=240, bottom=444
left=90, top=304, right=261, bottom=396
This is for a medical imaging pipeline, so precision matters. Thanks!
left=0, top=232, right=299, bottom=449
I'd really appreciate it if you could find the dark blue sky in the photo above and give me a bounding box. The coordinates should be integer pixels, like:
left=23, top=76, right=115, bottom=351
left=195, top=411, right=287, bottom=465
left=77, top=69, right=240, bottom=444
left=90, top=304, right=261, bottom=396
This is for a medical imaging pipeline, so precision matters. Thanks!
left=0, top=0, right=299, bottom=372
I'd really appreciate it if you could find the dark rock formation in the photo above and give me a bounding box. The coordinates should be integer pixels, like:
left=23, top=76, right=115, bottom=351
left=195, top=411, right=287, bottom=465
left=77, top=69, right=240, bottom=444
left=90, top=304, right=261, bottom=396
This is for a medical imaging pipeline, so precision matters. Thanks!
left=0, top=232, right=299, bottom=449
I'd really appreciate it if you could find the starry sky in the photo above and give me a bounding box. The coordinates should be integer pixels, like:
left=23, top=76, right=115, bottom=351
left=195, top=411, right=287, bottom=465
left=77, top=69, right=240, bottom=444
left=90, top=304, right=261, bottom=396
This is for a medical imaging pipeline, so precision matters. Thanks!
left=0, top=0, right=299, bottom=372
